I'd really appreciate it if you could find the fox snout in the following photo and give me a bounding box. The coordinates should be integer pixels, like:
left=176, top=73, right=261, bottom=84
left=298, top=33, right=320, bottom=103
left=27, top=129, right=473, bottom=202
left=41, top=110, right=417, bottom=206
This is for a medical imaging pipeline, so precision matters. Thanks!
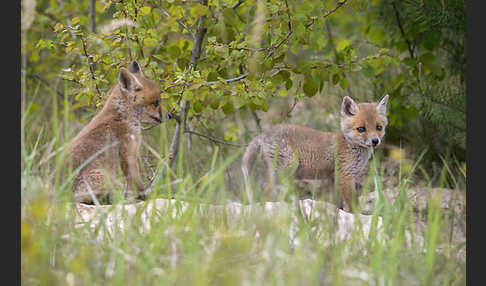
left=141, top=105, right=163, bottom=125
left=150, top=113, right=162, bottom=124
left=371, top=138, right=380, bottom=147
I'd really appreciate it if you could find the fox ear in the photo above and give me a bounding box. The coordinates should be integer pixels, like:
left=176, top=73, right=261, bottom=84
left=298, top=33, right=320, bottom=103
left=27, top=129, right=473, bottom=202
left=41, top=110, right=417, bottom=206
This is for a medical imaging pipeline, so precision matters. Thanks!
left=118, top=67, right=141, bottom=92
left=376, top=94, right=389, bottom=116
left=128, top=61, right=142, bottom=74
left=341, top=96, right=359, bottom=117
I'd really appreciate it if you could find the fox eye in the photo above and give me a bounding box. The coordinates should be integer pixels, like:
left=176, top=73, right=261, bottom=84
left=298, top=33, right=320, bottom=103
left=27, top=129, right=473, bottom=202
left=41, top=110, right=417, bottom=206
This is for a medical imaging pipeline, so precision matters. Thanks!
left=152, top=100, right=159, bottom=107
left=376, top=125, right=382, bottom=131
left=357, top=127, right=366, bottom=133
left=135, top=86, right=142, bottom=92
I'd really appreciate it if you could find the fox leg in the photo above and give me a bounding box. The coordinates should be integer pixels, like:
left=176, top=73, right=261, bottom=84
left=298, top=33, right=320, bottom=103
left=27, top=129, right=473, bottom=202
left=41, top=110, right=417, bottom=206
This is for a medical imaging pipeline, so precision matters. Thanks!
left=336, top=172, right=356, bottom=212
left=326, top=177, right=343, bottom=209
left=120, top=141, right=145, bottom=201
left=262, top=156, right=279, bottom=201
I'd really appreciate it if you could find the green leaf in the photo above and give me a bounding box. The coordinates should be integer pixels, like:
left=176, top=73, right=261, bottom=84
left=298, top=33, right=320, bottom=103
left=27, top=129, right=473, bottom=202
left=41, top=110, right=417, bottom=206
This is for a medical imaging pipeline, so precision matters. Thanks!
left=222, top=101, right=234, bottom=115
left=303, top=75, right=318, bottom=97
left=190, top=3, right=209, bottom=18
left=143, top=37, right=158, bottom=47
left=71, top=17, right=80, bottom=25
left=210, top=98, right=220, bottom=109
left=35, top=39, right=45, bottom=49
left=419, top=52, right=442, bottom=76
left=92, top=54, right=101, bottom=63
left=168, top=45, right=181, bottom=58
left=222, top=8, right=239, bottom=27
left=140, top=6, right=152, bottom=16
left=318, top=69, right=329, bottom=82
left=262, top=58, right=274, bottom=72
left=215, top=46, right=228, bottom=58
left=362, top=64, right=374, bottom=78
left=336, top=38, right=350, bottom=52
left=339, top=77, right=349, bottom=89
left=373, top=58, right=385, bottom=75
left=423, top=30, right=441, bottom=51
left=271, top=73, right=283, bottom=86
left=285, top=79, right=293, bottom=90
left=250, top=97, right=268, bottom=111
left=193, top=101, right=203, bottom=113
left=328, top=63, right=339, bottom=75
left=403, top=58, right=416, bottom=67
left=332, top=73, right=340, bottom=85
left=418, top=53, right=435, bottom=66
left=278, top=70, right=290, bottom=81
left=367, top=26, right=386, bottom=45
left=207, top=71, right=219, bottom=81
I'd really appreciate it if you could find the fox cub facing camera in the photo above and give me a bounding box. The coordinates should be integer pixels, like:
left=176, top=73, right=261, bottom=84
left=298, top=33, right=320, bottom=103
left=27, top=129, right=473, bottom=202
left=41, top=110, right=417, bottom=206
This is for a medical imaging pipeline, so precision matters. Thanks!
left=241, top=95, right=389, bottom=212
left=66, top=61, right=163, bottom=204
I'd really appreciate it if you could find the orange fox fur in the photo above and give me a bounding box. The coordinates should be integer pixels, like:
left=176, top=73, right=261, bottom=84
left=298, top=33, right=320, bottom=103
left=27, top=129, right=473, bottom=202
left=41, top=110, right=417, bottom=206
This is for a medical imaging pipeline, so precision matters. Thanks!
left=241, top=95, right=389, bottom=212
left=66, top=61, right=163, bottom=204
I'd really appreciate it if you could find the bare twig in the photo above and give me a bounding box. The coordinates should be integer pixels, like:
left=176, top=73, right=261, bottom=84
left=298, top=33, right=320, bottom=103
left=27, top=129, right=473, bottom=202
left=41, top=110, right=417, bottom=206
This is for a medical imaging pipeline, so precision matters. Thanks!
left=163, top=73, right=248, bottom=91
left=209, top=41, right=271, bottom=53
left=184, top=130, right=246, bottom=147
left=251, top=110, right=262, bottom=133
left=28, top=74, right=65, bottom=99
left=80, top=36, right=103, bottom=101
left=265, top=0, right=292, bottom=60
left=154, top=3, right=196, bottom=41
left=194, top=114, right=215, bottom=135
left=90, top=0, right=96, bottom=33
left=167, top=84, right=186, bottom=120
left=323, top=0, right=348, bottom=18
left=391, top=1, right=414, bottom=59
left=231, top=0, right=245, bottom=9
left=391, top=1, right=429, bottom=97
left=281, top=97, right=298, bottom=122
left=206, top=74, right=248, bottom=85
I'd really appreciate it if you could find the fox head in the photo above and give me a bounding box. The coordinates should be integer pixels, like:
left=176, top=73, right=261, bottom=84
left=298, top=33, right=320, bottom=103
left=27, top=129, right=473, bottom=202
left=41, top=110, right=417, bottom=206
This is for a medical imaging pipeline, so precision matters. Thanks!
left=118, top=61, right=163, bottom=125
left=340, top=95, right=389, bottom=149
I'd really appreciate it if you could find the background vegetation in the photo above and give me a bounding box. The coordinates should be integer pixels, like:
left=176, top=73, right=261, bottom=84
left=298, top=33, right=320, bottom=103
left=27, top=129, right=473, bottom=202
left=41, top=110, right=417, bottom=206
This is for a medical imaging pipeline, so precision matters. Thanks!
left=21, top=0, right=466, bottom=285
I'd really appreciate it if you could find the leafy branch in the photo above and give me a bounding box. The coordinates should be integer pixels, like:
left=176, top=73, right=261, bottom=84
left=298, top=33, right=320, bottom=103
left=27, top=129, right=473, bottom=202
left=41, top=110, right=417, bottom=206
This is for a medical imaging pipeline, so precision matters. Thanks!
left=265, top=0, right=293, bottom=60
left=80, top=35, right=103, bottom=103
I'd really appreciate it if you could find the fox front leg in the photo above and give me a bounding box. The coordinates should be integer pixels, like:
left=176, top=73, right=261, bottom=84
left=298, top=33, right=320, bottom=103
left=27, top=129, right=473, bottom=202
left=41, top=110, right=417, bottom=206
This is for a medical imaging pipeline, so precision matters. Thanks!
left=120, top=137, right=145, bottom=200
left=337, top=172, right=356, bottom=213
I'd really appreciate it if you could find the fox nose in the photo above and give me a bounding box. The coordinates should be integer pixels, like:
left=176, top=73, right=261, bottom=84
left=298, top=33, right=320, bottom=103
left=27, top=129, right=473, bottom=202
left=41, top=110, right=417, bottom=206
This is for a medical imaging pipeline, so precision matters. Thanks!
left=371, top=138, right=380, bottom=146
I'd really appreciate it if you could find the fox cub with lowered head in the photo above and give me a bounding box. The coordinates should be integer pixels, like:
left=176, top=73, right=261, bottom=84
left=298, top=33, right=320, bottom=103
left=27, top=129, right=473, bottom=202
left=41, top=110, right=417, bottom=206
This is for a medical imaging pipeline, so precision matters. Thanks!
left=66, top=61, right=163, bottom=204
left=241, top=95, right=389, bottom=212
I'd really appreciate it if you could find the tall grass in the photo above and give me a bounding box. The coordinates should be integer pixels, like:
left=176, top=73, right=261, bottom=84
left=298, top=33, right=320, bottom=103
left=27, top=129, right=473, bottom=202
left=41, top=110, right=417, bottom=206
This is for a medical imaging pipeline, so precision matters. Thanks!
left=21, top=85, right=465, bottom=286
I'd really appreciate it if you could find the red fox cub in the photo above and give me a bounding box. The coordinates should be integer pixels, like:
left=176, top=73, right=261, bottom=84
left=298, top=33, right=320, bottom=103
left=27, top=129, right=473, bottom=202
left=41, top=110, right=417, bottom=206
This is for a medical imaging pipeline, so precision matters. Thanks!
left=241, top=95, right=389, bottom=212
left=67, top=61, right=163, bottom=204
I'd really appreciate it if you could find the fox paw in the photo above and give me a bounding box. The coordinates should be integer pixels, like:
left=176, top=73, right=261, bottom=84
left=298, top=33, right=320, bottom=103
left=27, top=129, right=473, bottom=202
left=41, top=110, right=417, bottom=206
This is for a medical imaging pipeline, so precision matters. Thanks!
left=124, top=191, right=137, bottom=202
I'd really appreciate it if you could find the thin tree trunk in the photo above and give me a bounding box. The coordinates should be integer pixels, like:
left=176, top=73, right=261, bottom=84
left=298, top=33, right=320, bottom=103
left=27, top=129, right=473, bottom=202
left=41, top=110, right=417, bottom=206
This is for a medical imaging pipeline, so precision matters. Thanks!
left=90, top=0, right=96, bottom=33
left=147, top=0, right=208, bottom=194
